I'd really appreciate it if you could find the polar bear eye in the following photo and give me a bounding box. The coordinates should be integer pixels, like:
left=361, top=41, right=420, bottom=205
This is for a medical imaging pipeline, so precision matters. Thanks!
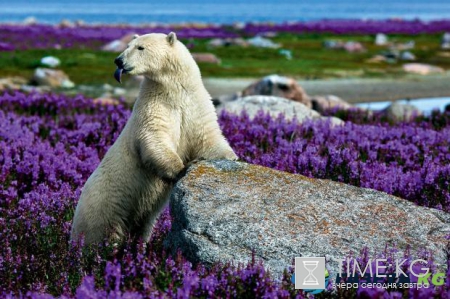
left=137, top=46, right=145, bottom=51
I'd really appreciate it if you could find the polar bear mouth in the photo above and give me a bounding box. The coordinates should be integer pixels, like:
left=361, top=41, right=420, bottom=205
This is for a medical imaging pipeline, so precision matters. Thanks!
left=114, top=68, right=132, bottom=83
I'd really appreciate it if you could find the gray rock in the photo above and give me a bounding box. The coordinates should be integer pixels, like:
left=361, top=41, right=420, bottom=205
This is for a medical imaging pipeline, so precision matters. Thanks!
left=32, top=68, right=75, bottom=89
left=403, top=63, right=444, bottom=75
left=217, top=95, right=343, bottom=125
left=165, top=160, right=450, bottom=279
left=211, top=93, right=240, bottom=108
left=310, top=95, right=353, bottom=113
left=241, top=75, right=311, bottom=108
left=383, top=101, right=423, bottom=120
left=191, top=53, right=221, bottom=64
left=101, top=33, right=138, bottom=52
left=0, top=76, right=28, bottom=91
left=247, top=36, right=280, bottom=49
left=375, top=33, right=388, bottom=46
left=400, top=51, right=416, bottom=61
left=323, top=40, right=365, bottom=53
left=207, top=38, right=249, bottom=48
left=40, top=56, right=61, bottom=68
left=113, top=87, right=127, bottom=96
left=443, top=33, right=450, bottom=44
left=442, top=33, right=450, bottom=49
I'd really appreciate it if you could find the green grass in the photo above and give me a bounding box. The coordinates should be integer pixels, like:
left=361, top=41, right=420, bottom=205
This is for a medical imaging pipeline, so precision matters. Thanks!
left=0, top=49, right=121, bottom=86
left=193, top=33, right=449, bottom=78
left=0, top=33, right=449, bottom=86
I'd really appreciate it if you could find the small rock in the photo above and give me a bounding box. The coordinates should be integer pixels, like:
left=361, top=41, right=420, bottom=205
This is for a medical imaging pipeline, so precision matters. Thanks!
left=77, top=85, right=97, bottom=93
left=403, top=63, right=444, bottom=75
left=165, top=160, right=450, bottom=279
left=32, top=68, right=75, bottom=89
left=310, top=95, right=353, bottom=113
left=366, top=55, right=387, bottom=64
left=382, top=50, right=400, bottom=63
left=343, top=41, right=365, bottom=53
left=101, top=33, right=138, bottom=52
left=113, top=87, right=126, bottom=96
left=382, top=101, right=422, bottom=120
left=59, top=19, right=74, bottom=28
left=400, top=51, right=416, bottom=61
left=323, top=40, right=343, bottom=49
left=211, top=93, right=239, bottom=109
left=0, top=77, right=28, bottom=91
left=93, top=96, right=120, bottom=106
left=242, top=75, right=311, bottom=108
left=207, top=38, right=249, bottom=48
left=278, top=49, right=292, bottom=60
left=102, top=84, right=113, bottom=91
left=441, top=33, right=450, bottom=49
left=23, top=17, right=37, bottom=25
left=20, top=85, right=51, bottom=93
left=207, top=38, right=226, bottom=48
left=375, top=33, right=388, bottom=46
left=260, top=32, right=277, bottom=38
left=75, top=20, right=85, bottom=26
left=323, top=40, right=365, bottom=53
left=40, top=56, right=61, bottom=68
left=191, top=53, right=221, bottom=64
left=392, top=41, right=415, bottom=51
left=61, top=80, right=75, bottom=89
left=437, top=52, right=450, bottom=58
left=233, top=22, right=246, bottom=30
left=247, top=36, right=280, bottom=49
left=443, top=33, right=450, bottom=44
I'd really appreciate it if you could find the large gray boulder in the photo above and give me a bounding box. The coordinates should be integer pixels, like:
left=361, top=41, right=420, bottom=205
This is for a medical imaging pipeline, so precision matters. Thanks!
left=165, top=160, right=450, bottom=279
left=383, top=101, right=423, bottom=120
left=216, top=95, right=343, bottom=125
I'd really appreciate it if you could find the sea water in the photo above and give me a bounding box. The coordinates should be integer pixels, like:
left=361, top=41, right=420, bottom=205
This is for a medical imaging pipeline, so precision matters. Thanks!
left=356, top=97, right=450, bottom=114
left=0, top=0, right=449, bottom=25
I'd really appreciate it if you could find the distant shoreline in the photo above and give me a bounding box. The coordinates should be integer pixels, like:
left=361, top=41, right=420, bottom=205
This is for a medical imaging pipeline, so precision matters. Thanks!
left=1, top=18, right=450, bottom=28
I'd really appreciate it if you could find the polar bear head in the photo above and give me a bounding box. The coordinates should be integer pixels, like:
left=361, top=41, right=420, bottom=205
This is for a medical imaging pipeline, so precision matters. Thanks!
left=114, top=32, right=197, bottom=83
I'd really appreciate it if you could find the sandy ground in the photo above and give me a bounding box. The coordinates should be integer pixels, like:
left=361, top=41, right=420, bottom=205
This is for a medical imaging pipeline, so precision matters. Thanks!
left=203, top=73, right=450, bottom=104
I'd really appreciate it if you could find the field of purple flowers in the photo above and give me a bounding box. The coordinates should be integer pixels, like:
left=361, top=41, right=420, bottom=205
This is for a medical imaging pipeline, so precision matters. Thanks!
left=1, top=91, right=450, bottom=298
left=1, top=19, right=450, bottom=51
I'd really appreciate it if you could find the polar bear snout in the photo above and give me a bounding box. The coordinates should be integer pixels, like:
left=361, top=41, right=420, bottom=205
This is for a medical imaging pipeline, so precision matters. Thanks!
left=114, top=55, right=134, bottom=73
left=114, top=55, right=134, bottom=83
left=114, top=56, right=124, bottom=68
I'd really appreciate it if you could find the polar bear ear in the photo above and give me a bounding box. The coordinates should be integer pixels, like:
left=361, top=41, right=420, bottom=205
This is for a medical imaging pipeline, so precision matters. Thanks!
left=132, top=34, right=139, bottom=39
left=167, top=32, right=177, bottom=46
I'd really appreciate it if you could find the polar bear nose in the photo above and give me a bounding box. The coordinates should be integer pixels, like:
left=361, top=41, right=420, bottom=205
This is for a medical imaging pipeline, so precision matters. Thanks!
left=114, top=57, right=124, bottom=68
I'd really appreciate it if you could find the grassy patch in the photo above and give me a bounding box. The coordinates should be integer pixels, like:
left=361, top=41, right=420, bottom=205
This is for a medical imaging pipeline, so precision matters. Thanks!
left=0, top=49, right=120, bottom=86
left=0, top=33, right=448, bottom=84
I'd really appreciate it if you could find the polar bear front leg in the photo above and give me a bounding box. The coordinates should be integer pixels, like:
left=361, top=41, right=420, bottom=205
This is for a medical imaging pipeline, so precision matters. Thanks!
left=138, top=135, right=185, bottom=180
left=199, top=135, right=238, bottom=161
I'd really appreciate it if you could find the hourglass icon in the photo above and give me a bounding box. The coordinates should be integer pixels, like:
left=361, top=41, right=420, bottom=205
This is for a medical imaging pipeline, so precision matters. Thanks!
left=302, top=260, right=319, bottom=285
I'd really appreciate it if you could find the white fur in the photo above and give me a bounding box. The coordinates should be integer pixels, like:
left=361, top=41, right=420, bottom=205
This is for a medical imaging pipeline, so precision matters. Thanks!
left=71, top=33, right=237, bottom=244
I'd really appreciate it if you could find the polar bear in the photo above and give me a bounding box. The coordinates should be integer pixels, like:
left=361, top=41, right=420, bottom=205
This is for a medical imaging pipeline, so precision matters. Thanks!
left=71, top=32, right=237, bottom=244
